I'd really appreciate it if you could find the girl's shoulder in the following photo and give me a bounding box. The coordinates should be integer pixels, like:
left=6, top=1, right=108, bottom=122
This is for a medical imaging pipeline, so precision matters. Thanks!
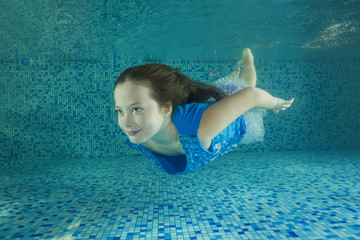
left=173, top=101, right=217, bottom=116
left=172, top=102, right=214, bottom=136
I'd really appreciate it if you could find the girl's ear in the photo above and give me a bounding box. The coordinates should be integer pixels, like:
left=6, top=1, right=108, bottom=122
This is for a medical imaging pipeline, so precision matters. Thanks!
left=163, top=103, right=173, bottom=118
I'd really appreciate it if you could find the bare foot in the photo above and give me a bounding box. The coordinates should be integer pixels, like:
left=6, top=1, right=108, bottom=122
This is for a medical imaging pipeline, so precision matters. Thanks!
left=237, top=48, right=254, bottom=70
left=229, top=48, right=257, bottom=83
left=237, top=48, right=256, bottom=86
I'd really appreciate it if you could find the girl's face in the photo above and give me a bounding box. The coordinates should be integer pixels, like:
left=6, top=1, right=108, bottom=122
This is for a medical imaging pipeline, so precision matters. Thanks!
left=114, top=81, right=170, bottom=144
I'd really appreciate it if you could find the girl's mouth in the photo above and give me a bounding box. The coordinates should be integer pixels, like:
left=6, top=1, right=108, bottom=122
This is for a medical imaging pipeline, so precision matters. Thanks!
left=127, top=130, right=141, bottom=136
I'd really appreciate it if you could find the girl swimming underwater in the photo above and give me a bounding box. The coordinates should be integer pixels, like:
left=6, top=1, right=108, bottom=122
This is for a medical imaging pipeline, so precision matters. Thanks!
left=114, top=48, right=294, bottom=175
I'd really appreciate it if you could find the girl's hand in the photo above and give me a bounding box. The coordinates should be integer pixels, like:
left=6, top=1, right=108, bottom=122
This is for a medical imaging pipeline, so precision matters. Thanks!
left=272, top=98, right=294, bottom=113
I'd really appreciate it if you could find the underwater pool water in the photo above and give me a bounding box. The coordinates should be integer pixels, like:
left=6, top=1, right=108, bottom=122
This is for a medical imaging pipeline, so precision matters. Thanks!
left=1, top=0, right=360, bottom=60
left=1, top=0, right=360, bottom=239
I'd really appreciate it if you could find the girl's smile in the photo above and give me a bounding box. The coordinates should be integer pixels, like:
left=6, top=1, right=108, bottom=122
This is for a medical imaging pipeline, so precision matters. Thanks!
left=126, top=130, right=142, bottom=136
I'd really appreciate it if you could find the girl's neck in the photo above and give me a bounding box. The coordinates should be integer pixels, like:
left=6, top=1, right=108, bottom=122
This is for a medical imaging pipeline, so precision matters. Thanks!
left=144, top=118, right=179, bottom=146
left=141, top=118, right=185, bottom=156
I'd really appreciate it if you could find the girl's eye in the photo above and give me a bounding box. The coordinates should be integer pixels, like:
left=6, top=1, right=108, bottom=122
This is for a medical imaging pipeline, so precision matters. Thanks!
left=115, top=109, right=123, bottom=115
left=132, top=107, right=142, bottom=113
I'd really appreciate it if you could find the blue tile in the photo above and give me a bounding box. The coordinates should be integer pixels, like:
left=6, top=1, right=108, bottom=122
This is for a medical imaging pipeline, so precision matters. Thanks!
left=1, top=150, right=360, bottom=239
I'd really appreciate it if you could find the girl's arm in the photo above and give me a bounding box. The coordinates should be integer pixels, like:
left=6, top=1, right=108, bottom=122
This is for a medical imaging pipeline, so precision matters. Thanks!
left=198, top=87, right=294, bottom=146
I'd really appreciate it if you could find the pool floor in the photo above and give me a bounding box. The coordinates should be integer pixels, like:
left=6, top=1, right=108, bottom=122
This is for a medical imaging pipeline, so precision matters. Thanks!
left=1, top=150, right=359, bottom=239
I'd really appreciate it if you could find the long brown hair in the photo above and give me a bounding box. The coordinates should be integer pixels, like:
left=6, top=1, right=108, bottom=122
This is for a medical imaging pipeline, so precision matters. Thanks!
left=114, top=63, right=226, bottom=111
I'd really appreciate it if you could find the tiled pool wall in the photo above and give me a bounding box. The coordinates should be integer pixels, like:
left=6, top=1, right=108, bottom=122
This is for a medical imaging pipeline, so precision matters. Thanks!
left=1, top=58, right=359, bottom=164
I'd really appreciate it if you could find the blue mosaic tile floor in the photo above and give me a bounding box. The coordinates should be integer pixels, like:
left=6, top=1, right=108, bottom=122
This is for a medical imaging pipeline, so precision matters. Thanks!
left=1, top=150, right=360, bottom=240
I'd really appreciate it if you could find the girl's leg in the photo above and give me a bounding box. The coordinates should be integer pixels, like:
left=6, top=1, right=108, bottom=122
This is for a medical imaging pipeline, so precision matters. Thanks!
left=229, top=48, right=257, bottom=87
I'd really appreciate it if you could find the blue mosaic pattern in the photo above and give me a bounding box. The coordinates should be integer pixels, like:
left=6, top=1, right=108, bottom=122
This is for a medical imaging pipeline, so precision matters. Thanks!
left=1, top=59, right=360, bottom=164
left=1, top=150, right=359, bottom=239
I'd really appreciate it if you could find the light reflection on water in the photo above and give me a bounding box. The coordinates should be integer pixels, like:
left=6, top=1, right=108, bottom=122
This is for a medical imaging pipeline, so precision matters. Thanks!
left=0, top=0, right=359, bottom=60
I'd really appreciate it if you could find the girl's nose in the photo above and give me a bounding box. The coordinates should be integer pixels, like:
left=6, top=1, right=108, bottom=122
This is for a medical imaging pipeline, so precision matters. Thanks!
left=122, top=114, right=134, bottom=129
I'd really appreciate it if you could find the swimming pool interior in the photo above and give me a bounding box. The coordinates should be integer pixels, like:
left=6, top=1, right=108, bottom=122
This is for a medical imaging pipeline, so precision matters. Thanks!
left=1, top=0, right=360, bottom=239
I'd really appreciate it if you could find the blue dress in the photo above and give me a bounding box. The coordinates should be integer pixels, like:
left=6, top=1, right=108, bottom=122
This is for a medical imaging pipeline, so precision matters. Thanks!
left=127, top=76, right=265, bottom=175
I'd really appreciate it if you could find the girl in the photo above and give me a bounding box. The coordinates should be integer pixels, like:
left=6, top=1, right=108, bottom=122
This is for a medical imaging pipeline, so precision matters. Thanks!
left=114, top=49, right=294, bottom=175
